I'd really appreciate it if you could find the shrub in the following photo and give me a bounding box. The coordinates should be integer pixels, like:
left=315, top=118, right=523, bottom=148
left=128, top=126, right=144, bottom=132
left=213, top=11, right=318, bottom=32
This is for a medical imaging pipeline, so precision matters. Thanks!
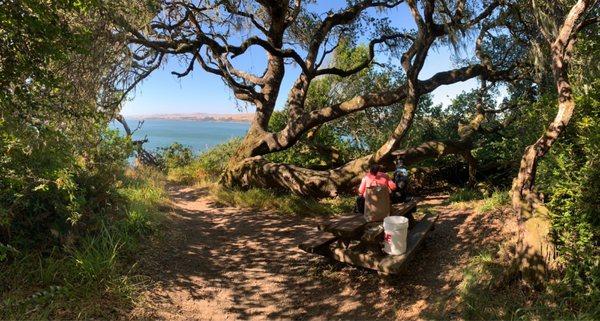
left=155, top=138, right=242, bottom=184
left=195, top=137, right=243, bottom=176
left=155, top=142, right=194, bottom=170
left=0, top=121, right=132, bottom=251
left=535, top=80, right=600, bottom=313
left=0, top=166, right=167, bottom=319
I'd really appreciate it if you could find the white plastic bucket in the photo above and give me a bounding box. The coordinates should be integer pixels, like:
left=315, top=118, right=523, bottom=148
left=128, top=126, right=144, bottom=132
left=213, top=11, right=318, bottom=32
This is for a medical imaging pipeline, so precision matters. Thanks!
left=382, top=216, right=409, bottom=255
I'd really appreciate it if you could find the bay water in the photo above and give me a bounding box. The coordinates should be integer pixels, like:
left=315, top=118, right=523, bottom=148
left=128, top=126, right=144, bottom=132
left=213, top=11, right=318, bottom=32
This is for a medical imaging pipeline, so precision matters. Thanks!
left=113, top=119, right=250, bottom=154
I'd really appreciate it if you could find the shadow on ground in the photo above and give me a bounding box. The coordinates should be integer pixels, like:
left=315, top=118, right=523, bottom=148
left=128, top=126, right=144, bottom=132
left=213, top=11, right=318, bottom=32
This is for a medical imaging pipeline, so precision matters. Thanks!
left=129, top=187, right=510, bottom=320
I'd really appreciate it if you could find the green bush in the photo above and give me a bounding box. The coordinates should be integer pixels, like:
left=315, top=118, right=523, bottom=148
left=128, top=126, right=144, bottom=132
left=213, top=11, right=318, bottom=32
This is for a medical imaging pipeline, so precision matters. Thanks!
left=0, top=1, right=165, bottom=317
left=0, top=166, right=167, bottom=319
left=195, top=138, right=242, bottom=175
left=157, top=138, right=242, bottom=184
left=536, top=82, right=600, bottom=313
left=155, top=142, right=194, bottom=170
left=0, top=120, right=133, bottom=251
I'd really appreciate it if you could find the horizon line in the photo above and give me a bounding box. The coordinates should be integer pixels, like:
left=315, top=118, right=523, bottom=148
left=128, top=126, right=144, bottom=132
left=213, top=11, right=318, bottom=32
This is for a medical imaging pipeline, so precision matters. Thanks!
left=122, top=111, right=255, bottom=116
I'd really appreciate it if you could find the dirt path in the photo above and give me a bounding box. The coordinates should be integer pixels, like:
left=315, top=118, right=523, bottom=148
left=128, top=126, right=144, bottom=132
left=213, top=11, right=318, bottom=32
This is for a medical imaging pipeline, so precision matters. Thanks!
left=129, top=186, right=511, bottom=320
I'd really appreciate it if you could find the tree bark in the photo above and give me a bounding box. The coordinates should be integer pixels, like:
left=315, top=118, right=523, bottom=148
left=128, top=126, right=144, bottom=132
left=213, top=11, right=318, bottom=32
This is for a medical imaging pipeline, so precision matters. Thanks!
left=509, top=0, right=595, bottom=283
left=115, top=114, right=159, bottom=167
left=510, top=0, right=593, bottom=216
left=223, top=139, right=478, bottom=198
left=206, top=0, right=517, bottom=196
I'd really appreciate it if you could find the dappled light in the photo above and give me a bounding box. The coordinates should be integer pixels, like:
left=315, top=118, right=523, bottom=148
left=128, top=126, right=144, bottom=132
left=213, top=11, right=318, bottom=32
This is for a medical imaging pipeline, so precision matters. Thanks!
left=128, top=189, right=514, bottom=320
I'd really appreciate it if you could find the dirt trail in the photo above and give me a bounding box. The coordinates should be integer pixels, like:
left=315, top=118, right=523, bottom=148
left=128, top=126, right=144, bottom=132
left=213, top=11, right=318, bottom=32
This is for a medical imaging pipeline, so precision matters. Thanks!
left=129, top=186, right=511, bottom=320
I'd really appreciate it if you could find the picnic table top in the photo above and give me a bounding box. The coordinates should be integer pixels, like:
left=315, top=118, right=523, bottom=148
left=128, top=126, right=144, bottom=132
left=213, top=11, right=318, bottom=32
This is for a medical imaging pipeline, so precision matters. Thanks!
left=298, top=197, right=437, bottom=275
left=319, top=199, right=418, bottom=239
left=330, top=213, right=438, bottom=274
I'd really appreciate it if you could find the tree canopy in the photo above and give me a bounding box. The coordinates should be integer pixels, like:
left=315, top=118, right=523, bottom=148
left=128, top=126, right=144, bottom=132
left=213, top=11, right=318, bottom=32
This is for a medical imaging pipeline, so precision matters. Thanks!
left=118, top=0, right=585, bottom=197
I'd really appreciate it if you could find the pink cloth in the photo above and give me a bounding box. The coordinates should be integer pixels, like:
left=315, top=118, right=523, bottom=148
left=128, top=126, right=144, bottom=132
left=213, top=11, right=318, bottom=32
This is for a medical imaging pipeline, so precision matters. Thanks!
left=358, top=172, right=396, bottom=196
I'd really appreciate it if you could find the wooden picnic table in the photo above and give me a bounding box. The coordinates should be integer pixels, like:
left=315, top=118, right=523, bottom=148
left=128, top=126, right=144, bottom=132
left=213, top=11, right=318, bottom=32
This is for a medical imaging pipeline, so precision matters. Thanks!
left=299, top=198, right=437, bottom=274
left=318, top=199, right=418, bottom=240
left=330, top=214, right=437, bottom=274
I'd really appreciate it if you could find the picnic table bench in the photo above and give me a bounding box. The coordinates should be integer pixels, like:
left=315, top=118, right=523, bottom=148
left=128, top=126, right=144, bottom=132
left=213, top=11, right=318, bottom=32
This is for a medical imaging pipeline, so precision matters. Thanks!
left=299, top=198, right=438, bottom=274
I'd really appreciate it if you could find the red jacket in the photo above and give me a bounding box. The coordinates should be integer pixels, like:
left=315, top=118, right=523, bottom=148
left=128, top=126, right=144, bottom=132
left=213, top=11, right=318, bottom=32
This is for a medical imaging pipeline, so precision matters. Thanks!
left=358, top=172, right=397, bottom=197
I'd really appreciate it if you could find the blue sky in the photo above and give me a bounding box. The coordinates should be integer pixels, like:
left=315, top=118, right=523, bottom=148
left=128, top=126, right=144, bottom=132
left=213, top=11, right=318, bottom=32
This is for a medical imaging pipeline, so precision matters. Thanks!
left=122, top=1, right=478, bottom=116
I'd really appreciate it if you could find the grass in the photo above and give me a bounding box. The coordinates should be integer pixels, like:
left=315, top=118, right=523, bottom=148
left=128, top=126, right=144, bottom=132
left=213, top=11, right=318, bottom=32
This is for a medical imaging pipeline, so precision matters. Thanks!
left=477, top=190, right=510, bottom=214
left=446, top=188, right=510, bottom=214
left=166, top=161, right=206, bottom=185
left=0, top=166, right=168, bottom=320
left=449, top=248, right=600, bottom=321
left=210, top=186, right=354, bottom=216
left=453, top=250, right=524, bottom=320
left=447, top=188, right=484, bottom=203
left=155, top=139, right=356, bottom=217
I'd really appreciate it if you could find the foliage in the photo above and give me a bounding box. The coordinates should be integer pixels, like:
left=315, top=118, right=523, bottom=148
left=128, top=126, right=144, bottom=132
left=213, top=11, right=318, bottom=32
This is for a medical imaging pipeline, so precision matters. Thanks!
left=266, top=110, right=358, bottom=169
left=194, top=138, right=243, bottom=176
left=263, top=43, right=367, bottom=169
left=445, top=40, right=600, bottom=319
left=155, top=142, right=194, bottom=170
left=0, top=0, right=158, bottom=250
left=0, top=167, right=168, bottom=319
left=158, top=138, right=242, bottom=184
left=0, top=0, right=154, bottom=116
left=0, top=1, right=164, bottom=318
left=264, top=42, right=452, bottom=169
left=536, top=77, right=600, bottom=311
left=0, top=123, right=132, bottom=250
left=318, top=42, right=406, bottom=154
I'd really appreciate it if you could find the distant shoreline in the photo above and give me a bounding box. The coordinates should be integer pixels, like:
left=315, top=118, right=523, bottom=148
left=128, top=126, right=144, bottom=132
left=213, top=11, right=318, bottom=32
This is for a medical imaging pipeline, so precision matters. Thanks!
left=124, top=113, right=254, bottom=123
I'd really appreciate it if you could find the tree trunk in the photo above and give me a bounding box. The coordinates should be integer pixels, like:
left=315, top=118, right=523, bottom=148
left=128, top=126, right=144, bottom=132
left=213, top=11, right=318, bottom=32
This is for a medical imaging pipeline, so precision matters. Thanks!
left=222, top=156, right=356, bottom=198
left=463, top=150, right=478, bottom=188
left=223, top=139, right=477, bottom=197
left=115, top=114, right=159, bottom=167
left=510, top=0, right=591, bottom=216
left=509, top=0, right=593, bottom=283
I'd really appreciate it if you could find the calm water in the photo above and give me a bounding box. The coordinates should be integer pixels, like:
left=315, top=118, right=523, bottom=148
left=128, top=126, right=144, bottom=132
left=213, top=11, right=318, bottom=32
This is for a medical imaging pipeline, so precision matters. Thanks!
left=113, top=119, right=250, bottom=153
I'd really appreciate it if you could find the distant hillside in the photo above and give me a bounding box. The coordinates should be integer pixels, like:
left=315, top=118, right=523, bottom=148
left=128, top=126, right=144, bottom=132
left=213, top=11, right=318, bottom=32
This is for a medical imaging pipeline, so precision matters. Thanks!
left=128, top=113, right=254, bottom=122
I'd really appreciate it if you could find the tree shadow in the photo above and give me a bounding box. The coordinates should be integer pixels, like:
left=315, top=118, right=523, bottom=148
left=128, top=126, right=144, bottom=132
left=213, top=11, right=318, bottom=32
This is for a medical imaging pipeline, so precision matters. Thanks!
left=130, top=189, right=514, bottom=320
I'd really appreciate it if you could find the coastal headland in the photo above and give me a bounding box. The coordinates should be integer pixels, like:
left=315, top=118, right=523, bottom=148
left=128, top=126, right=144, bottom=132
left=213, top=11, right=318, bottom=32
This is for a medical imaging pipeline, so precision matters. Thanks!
left=128, top=112, right=254, bottom=122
